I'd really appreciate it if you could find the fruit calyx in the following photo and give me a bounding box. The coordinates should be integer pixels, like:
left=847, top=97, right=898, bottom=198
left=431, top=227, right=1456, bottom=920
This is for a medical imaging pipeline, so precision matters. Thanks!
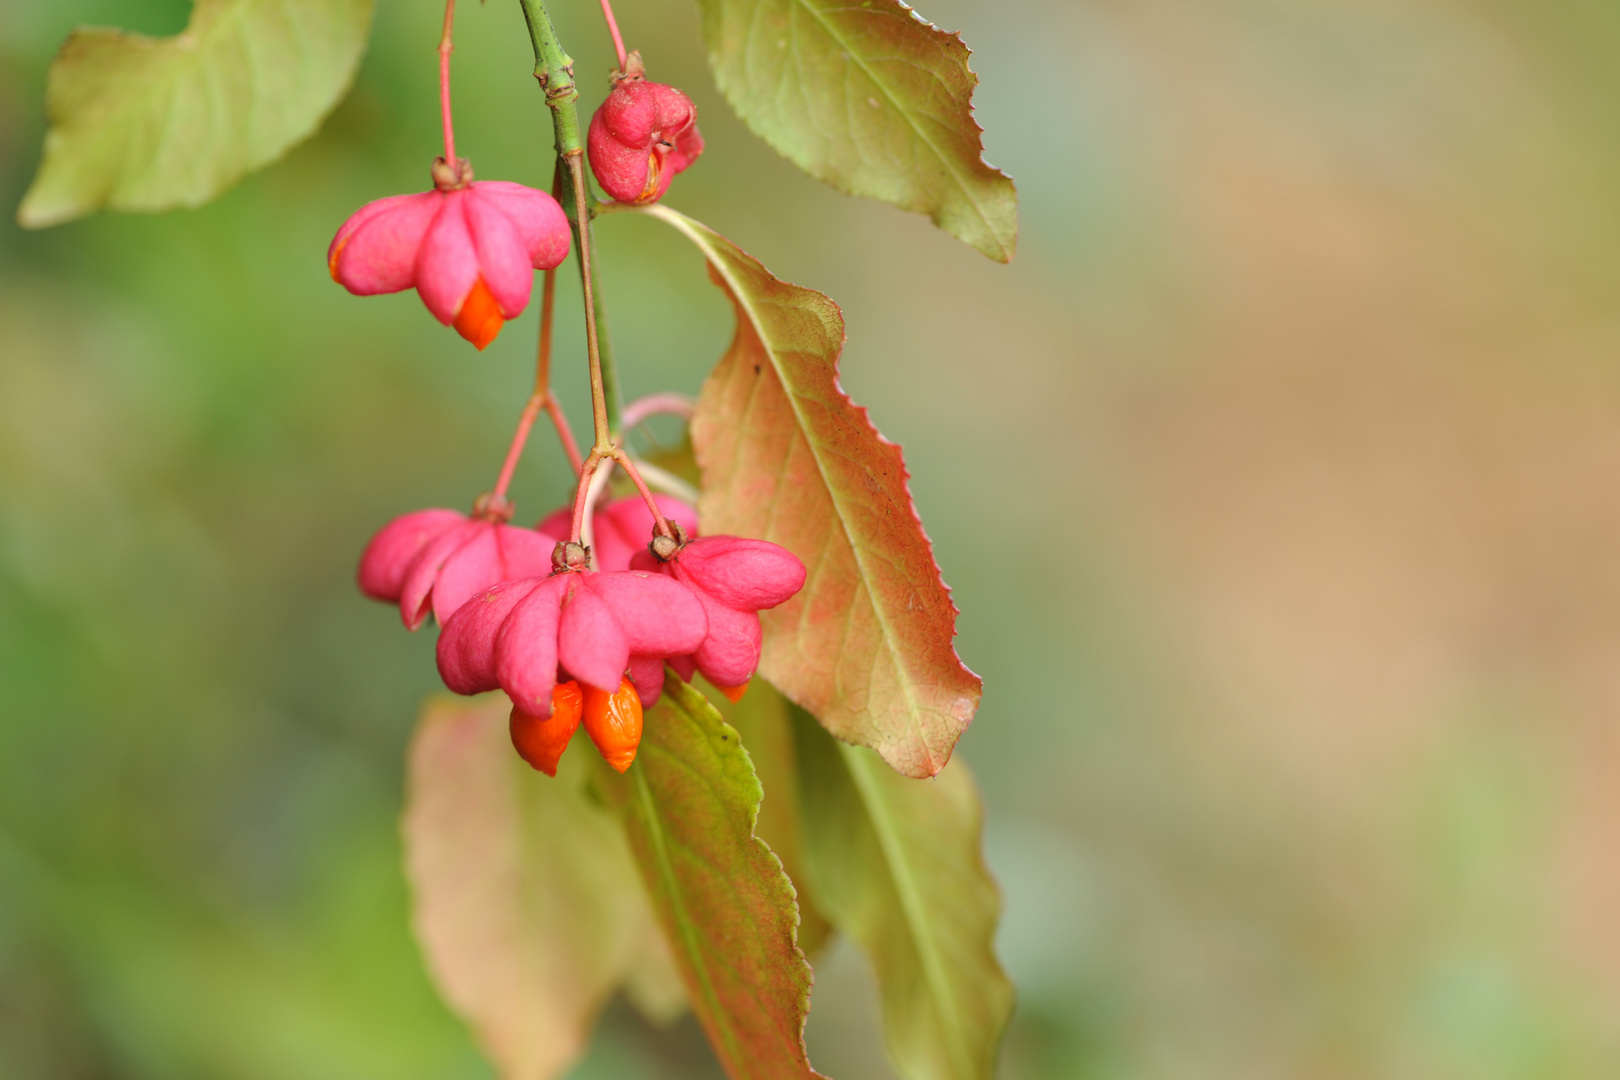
left=470, top=491, right=516, bottom=523
left=431, top=155, right=475, bottom=191
left=551, top=540, right=592, bottom=574
left=610, top=49, right=647, bottom=88
left=648, top=520, right=690, bottom=562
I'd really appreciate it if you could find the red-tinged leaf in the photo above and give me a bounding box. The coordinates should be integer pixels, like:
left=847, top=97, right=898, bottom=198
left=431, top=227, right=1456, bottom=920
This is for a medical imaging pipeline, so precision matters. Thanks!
left=629, top=203, right=981, bottom=778
left=793, top=706, right=1013, bottom=1080
left=695, top=0, right=1017, bottom=262
left=403, top=695, right=674, bottom=1079
left=595, top=674, right=825, bottom=1080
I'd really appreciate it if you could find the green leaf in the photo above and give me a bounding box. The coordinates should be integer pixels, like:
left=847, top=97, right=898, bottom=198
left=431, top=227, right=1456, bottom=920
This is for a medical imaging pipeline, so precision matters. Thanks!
left=694, top=0, right=1017, bottom=262
left=597, top=675, right=825, bottom=1080
left=625, top=203, right=981, bottom=778
left=793, top=706, right=1013, bottom=1080
left=18, top=0, right=374, bottom=228
left=403, top=695, right=677, bottom=1080
left=711, top=678, right=834, bottom=958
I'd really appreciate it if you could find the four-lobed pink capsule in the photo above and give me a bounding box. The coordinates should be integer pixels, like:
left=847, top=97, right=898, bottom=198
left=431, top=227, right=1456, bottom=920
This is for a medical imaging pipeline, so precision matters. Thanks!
left=328, top=174, right=571, bottom=350
left=587, top=52, right=705, bottom=205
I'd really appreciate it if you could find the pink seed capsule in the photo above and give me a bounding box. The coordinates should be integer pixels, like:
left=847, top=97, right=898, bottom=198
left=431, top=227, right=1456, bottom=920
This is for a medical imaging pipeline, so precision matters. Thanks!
left=631, top=534, right=806, bottom=690
left=328, top=172, right=571, bottom=349
left=587, top=52, right=704, bottom=205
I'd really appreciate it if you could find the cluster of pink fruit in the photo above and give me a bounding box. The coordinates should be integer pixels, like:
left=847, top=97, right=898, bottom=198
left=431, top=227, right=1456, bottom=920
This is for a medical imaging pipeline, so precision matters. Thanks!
left=357, top=495, right=804, bottom=775
left=330, top=24, right=803, bottom=776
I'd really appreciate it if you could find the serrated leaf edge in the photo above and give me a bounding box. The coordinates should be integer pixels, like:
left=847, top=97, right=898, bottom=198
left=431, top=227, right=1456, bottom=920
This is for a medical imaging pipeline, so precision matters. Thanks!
left=783, top=0, right=1016, bottom=262
left=629, top=202, right=981, bottom=777
left=630, top=675, right=822, bottom=1078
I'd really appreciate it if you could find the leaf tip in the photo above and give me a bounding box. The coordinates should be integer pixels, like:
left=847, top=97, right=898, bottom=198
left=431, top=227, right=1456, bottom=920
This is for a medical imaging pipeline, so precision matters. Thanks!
left=15, top=185, right=78, bottom=230
left=959, top=174, right=1018, bottom=263
left=978, top=233, right=1017, bottom=264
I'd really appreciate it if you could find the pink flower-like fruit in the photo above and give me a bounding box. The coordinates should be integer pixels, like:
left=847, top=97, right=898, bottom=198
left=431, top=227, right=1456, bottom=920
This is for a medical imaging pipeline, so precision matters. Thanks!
left=537, top=494, right=698, bottom=573
left=587, top=53, right=703, bottom=205
left=436, top=569, right=707, bottom=717
left=632, top=535, right=806, bottom=696
left=328, top=175, right=570, bottom=350
left=358, top=508, right=567, bottom=631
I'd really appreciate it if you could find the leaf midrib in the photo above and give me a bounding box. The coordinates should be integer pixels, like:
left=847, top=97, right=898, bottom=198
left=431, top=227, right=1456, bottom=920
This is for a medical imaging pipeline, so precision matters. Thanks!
left=843, top=743, right=976, bottom=1079
left=630, top=764, right=746, bottom=1070
left=781, top=0, right=1012, bottom=260
left=645, top=204, right=943, bottom=773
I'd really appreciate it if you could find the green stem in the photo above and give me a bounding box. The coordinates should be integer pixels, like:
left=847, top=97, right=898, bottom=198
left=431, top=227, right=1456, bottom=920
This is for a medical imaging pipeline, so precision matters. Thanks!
left=518, top=0, right=580, bottom=154
left=520, top=0, right=622, bottom=440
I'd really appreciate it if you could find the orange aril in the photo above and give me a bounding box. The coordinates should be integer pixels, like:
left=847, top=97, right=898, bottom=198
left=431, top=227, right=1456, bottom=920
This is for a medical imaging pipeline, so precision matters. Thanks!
left=632, top=152, right=664, bottom=205
left=453, top=276, right=505, bottom=350
left=582, top=677, right=644, bottom=773
left=509, top=680, right=583, bottom=776
left=328, top=236, right=349, bottom=281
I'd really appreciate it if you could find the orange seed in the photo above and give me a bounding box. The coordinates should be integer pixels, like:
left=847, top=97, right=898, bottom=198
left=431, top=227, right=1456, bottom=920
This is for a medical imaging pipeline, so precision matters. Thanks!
left=509, top=680, right=584, bottom=776
left=582, top=677, right=644, bottom=773
left=453, top=276, right=505, bottom=350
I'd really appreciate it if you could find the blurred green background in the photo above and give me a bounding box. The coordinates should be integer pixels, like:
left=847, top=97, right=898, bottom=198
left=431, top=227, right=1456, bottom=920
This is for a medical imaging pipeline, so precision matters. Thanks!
left=6, top=0, right=1620, bottom=1076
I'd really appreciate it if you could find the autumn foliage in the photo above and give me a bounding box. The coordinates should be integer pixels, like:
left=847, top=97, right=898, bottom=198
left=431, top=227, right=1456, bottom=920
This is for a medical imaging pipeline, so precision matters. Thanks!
left=18, top=0, right=1018, bottom=1076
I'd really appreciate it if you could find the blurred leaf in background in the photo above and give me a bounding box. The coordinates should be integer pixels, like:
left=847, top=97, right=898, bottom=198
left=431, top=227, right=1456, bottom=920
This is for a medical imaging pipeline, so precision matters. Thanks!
left=17, top=0, right=374, bottom=227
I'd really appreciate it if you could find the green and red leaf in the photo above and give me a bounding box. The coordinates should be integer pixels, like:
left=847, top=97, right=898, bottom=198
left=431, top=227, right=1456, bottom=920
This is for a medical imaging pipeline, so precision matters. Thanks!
left=19, top=0, right=374, bottom=228
left=694, top=0, right=1017, bottom=261
left=633, top=203, right=981, bottom=778
left=596, top=674, right=824, bottom=1080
